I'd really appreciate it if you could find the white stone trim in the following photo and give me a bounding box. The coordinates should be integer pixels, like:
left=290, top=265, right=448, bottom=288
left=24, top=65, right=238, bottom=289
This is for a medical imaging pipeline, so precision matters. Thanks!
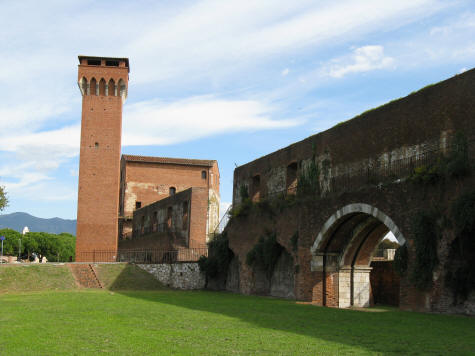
left=311, top=203, right=405, bottom=255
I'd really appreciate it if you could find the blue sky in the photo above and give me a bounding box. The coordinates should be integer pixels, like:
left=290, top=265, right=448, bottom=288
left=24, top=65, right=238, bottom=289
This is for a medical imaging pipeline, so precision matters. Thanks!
left=0, top=0, right=474, bottom=220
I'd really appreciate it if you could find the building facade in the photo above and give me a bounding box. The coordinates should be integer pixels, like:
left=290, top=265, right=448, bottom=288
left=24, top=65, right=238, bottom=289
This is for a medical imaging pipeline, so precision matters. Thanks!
left=118, top=155, right=220, bottom=244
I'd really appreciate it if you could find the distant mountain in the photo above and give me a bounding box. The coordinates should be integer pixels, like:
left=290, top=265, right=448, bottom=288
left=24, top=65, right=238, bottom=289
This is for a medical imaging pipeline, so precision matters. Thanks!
left=0, top=212, right=76, bottom=235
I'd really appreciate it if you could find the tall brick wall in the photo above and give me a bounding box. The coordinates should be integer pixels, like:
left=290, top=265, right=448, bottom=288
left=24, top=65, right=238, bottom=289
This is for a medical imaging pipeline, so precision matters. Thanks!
left=220, top=68, right=475, bottom=314
left=76, top=56, right=129, bottom=261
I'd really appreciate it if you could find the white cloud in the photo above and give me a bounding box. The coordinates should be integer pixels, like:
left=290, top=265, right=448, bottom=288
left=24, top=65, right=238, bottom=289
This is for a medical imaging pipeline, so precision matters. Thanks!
left=123, top=96, right=301, bottom=146
left=127, top=0, right=443, bottom=84
left=328, top=45, right=395, bottom=78
left=281, top=68, right=290, bottom=76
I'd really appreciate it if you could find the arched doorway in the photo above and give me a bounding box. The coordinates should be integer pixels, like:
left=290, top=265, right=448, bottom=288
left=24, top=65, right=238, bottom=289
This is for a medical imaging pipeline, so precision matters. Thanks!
left=310, top=203, right=405, bottom=308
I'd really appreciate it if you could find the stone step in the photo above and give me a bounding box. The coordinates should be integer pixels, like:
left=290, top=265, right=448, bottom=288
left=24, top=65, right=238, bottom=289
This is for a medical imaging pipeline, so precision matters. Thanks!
left=69, top=264, right=103, bottom=289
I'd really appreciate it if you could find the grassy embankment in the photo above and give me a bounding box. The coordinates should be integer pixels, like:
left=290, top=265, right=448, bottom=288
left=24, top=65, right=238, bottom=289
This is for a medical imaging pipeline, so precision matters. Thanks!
left=0, top=264, right=474, bottom=355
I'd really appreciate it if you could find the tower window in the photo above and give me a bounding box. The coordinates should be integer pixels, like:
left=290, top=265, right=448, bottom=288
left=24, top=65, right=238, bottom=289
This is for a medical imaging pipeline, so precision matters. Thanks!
left=135, top=201, right=141, bottom=209
left=169, top=187, right=176, bottom=196
left=87, top=59, right=101, bottom=66
left=201, top=170, right=207, bottom=179
left=95, top=142, right=99, bottom=148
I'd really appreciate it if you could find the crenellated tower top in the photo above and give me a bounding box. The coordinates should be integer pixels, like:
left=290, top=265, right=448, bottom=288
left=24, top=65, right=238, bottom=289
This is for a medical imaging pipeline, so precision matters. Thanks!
left=77, top=55, right=129, bottom=100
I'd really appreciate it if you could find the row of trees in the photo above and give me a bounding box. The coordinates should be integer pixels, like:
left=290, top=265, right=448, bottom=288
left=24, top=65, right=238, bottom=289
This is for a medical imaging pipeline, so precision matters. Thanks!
left=0, top=229, right=76, bottom=262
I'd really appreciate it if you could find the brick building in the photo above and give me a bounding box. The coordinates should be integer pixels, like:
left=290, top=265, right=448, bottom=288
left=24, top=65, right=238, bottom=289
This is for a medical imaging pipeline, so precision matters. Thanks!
left=75, top=56, right=219, bottom=261
left=118, top=155, right=220, bottom=245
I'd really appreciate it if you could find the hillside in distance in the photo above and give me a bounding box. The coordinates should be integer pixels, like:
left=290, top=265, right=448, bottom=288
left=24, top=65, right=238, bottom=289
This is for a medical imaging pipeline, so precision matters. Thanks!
left=0, top=212, right=76, bottom=235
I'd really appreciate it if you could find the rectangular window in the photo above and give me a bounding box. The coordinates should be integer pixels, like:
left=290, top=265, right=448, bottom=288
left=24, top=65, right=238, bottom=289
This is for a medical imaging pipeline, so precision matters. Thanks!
left=135, top=201, right=141, bottom=209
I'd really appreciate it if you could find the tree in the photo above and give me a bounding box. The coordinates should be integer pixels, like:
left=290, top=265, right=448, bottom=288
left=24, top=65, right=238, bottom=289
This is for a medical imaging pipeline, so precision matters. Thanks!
left=0, top=185, right=8, bottom=212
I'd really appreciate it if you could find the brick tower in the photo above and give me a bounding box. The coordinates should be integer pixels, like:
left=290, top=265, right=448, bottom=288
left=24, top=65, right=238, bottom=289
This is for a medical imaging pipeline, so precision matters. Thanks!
left=75, top=56, right=129, bottom=262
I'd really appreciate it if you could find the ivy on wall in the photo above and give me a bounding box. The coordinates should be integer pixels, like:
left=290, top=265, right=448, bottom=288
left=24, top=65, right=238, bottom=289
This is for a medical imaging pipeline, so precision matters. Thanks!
left=246, top=231, right=283, bottom=278
left=446, top=190, right=475, bottom=301
left=410, top=211, right=440, bottom=290
left=198, top=232, right=234, bottom=279
left=393, top=243, right=408, bottom=277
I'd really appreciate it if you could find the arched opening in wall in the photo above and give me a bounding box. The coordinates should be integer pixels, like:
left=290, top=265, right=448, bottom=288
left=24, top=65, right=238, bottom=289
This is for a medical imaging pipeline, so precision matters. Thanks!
left=251, top=175, right=261, bottom=202
left=90, top=78, right=97, bottom=95
left=249, top=236, right=295, bottom=298
left=286, top=162, right=298, bottom=194
left=201, top=170, right=207, bottom=179
left=270, top=248, right=295, bottom=299
left=99, top=78, right=106, bottom=96
left=169, top=187, right=176, bottom=196
left=310, top=204, right=405, bottom=308
left=80, top=77, right=87, bottom=95
left=108, top=79, right=115, bottom=96
left=118, top=79, right=126, bottom=98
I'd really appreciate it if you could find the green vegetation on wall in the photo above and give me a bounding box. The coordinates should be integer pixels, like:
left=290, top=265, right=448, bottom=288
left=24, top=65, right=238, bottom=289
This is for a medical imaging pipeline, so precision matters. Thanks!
left=297, top=156, right=320, bottom=199
left=393, top=243, right=408, bottom=277
left=246, top=231, right=283, bottom=277
left=410, top=132, right=470, bottom=185
left=410, top=211, right=440, bottom=290
left=198, top=232, right=233, bottom=278
left=446, top=190, right=475, bottom=301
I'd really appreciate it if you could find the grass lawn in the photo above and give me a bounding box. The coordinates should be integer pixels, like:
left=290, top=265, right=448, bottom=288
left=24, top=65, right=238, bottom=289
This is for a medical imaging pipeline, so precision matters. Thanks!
left=0, top=289, right=474, bottom=355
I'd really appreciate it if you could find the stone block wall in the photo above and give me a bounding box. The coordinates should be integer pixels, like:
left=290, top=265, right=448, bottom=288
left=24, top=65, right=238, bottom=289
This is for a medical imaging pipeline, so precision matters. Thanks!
left=137, top=263, right=205, bottom=290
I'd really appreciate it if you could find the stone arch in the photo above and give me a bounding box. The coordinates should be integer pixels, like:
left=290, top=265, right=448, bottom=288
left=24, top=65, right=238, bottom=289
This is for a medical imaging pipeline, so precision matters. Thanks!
left=311, top=203, right=405, bottom=255
left=310, top=203, right=405, bottom=308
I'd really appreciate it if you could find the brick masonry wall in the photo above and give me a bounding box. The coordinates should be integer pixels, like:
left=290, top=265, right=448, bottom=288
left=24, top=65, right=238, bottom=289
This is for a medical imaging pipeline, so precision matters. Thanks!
left=221, top=69, right=475, bottom=314
left=137, top=263, right=205, bottom=289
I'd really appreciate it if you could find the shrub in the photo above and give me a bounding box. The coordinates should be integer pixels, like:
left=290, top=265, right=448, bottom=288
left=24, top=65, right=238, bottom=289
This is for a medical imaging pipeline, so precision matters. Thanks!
left=198, top=232, right=233, bottom=279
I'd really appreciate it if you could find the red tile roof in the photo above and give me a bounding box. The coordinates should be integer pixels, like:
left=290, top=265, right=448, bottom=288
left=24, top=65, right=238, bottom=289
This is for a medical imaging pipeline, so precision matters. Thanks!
left=122, top=154, right=215, bottom=167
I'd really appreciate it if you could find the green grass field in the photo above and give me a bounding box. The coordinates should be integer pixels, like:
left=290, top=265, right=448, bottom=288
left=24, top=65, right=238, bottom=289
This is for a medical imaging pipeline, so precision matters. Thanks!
left=0, top=264, right=474, bottom=355
left=1, top=289, right=474, bottom=355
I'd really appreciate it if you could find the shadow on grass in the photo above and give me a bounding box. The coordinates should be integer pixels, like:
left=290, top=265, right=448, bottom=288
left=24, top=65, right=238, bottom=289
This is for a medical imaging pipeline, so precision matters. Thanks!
left=108, top=266, right=475, bottom=355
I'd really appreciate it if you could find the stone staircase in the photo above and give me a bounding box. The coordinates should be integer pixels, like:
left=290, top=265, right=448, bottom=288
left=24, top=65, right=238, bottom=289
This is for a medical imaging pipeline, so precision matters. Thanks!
left=69, top=264, right=103, bottom=289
